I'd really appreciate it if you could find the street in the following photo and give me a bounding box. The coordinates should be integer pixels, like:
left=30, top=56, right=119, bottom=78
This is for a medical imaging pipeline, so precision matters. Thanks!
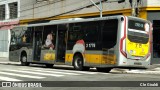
left=0, top=63, right=160, bottom=81
left=0, top=61, right=160, bottom=90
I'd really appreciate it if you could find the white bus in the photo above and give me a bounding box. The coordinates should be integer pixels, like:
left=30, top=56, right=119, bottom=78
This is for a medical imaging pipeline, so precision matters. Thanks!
left=9, top=15, right=152, bottom=72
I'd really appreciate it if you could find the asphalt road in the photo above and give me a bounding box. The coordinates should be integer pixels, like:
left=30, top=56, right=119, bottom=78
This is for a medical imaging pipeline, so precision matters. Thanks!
left=0, top=63, right=160, bottom=90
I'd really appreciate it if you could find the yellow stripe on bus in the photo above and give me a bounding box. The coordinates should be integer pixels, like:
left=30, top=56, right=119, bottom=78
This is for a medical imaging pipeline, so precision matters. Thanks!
left=43, top=53, right=55, bottom=60
left=65, top=54, right=74, bottom=63
left=65, top=53, right=116, bottom=65
left=126, top=38, right=149, bottom=57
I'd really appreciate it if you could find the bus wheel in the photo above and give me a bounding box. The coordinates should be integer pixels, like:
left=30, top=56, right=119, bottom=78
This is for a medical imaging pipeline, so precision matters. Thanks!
left=21, top=55, right=29, bottom=66
left=45, top=64, right=53, bottom=68
left=73, top=55, right=84, bottom=71
left=96, top=68, right=111, bottom=73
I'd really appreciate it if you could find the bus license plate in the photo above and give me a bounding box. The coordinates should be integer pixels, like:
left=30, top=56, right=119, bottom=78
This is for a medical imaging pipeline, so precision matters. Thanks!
left=134, top=62, right=142, bottom=65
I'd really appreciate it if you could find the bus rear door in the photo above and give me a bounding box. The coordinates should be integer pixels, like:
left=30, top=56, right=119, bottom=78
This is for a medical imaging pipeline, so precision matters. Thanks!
left=56, top=24, right=67, bottom=63
left=33, top=27, right=43, bottom=61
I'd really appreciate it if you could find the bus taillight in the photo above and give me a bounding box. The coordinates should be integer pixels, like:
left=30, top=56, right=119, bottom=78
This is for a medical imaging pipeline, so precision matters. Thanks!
left=120, top=16, right=127, bottom=58
left=120, top=38, right=127, bottom=57
left=146, top=22, right=153, bottom=59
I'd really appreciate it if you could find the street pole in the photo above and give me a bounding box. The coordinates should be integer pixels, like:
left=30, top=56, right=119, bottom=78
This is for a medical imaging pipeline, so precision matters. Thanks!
left=99, top=0, right=103, bottom=18
left=90, top=0, right=103, bottom=18
left=90, top=0, right=126, bottom=18
left=131, top=0, right=136, bottom=16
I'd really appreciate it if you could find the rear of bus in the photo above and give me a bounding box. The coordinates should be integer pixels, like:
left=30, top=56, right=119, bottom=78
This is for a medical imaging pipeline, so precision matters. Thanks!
left=118, top=16, right=151, bottom=68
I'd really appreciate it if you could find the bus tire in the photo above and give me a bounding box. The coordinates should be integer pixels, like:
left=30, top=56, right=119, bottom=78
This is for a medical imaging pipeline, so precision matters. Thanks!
left=83, top=67, right=90, bottom=71
left=45, top=64, right=53, bottom=68
left=96, top=68, right=111, bottom=73
left=73, top=55, right=87, bottom=71
left=21, top=54, right=29, bottom=66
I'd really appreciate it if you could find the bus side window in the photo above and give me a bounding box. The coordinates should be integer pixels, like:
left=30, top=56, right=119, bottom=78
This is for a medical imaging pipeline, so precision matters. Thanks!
left=45, top=33, right=55, bottom=49
left=11, top=30, right=16, bottom=45
left=83, top=21, right=99, bottom=42
left=43, top=25, right=57, bottom=50
left=68, top=24, right=82, bottom=42
left=102, top=19, right=118, bottom=49
left=24, top=27, right=33, bottom=43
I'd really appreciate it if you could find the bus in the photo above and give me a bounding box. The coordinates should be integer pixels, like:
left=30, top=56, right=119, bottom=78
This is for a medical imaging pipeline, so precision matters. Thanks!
left=9, top=15, right=152, bottom=72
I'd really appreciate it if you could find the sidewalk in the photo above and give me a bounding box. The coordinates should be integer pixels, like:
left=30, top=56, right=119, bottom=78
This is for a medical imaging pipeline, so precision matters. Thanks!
left=0, top=57, right=20, bottom=64
left=109, top=65, right=160, bottom=74
left=0, top=57, right=73, bottom=68
left=125, top=68, right=160, bottom=74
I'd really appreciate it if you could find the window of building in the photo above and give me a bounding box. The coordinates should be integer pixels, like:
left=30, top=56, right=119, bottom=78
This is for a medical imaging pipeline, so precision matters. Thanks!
left=9, top=2, right=18, bottom=19
left=0, top=30, right=8, bottom=52
left=0, top=5, right=5, bottom=20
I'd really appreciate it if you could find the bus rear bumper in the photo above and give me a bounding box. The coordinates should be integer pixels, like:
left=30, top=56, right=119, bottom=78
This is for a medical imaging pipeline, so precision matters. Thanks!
left=117, top=56, right=151, bottom=69
left=115, top=65, right=149, bottom=69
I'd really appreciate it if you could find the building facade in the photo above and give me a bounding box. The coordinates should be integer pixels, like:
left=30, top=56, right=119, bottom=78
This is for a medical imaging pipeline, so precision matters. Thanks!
left=19, top=0, right=147, bottom=20
left=0, top=0, right=20, bottom=57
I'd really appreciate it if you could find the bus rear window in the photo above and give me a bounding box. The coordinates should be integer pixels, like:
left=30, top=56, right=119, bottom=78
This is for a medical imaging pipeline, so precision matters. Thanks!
left=128, top=20, right=149, bottom=44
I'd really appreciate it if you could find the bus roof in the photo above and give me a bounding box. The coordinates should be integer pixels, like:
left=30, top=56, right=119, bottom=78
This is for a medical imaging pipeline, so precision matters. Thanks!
left=15, top=15, right=149, bottom=28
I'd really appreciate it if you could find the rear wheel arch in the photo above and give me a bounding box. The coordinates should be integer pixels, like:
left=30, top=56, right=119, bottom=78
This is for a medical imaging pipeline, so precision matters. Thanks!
left=73, top=52, right=89, bottom=71
left=20, top=50, right=29, bottom=66
left=21, top=50, right=27, bottom=57
left=72, top=52, right=83, bottom=66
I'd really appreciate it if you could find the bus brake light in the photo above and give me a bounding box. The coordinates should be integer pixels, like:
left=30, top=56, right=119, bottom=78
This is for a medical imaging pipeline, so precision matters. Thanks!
left=120, top=16, right=127, bottom=58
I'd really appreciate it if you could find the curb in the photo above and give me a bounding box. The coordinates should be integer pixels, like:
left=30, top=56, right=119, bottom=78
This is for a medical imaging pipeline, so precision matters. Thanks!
left=126, top=70, right=160, bottom=74
left=0, top=61, right=21, bottom=65
left=0, top=58, right=20, bottom=65
left=126, top=68, right=160, bottom=74
left=110, top=68, right=129, bottom=73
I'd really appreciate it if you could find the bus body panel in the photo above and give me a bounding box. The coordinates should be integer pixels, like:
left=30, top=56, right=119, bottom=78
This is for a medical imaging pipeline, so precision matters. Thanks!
left=9, top=46, right=32, bottom=62
left=117, top=52, right=150, bottom=68
left=9, top=15, right=151, bottom=69
left=65, top=50, right=117, bottom=67
left=126, top=17, right=150, bottom=59
left=40, top=50, right=56, bottom=63
left=9, top=49, right=20, bottom=62
left=116, top=16, right=151, bottom=68
left=9, top=46, right=56, bottom=64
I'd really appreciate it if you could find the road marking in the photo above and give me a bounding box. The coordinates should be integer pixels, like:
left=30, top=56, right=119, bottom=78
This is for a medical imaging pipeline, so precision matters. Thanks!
left=21, top=69, right=81, bottom=75
left=3, top=69, right=64, bottom=77
left=0, top=76, right=22, bottom=81
left=26, top=68, right=99, bottom=74
left=0, top=71, right=45, bottom=79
